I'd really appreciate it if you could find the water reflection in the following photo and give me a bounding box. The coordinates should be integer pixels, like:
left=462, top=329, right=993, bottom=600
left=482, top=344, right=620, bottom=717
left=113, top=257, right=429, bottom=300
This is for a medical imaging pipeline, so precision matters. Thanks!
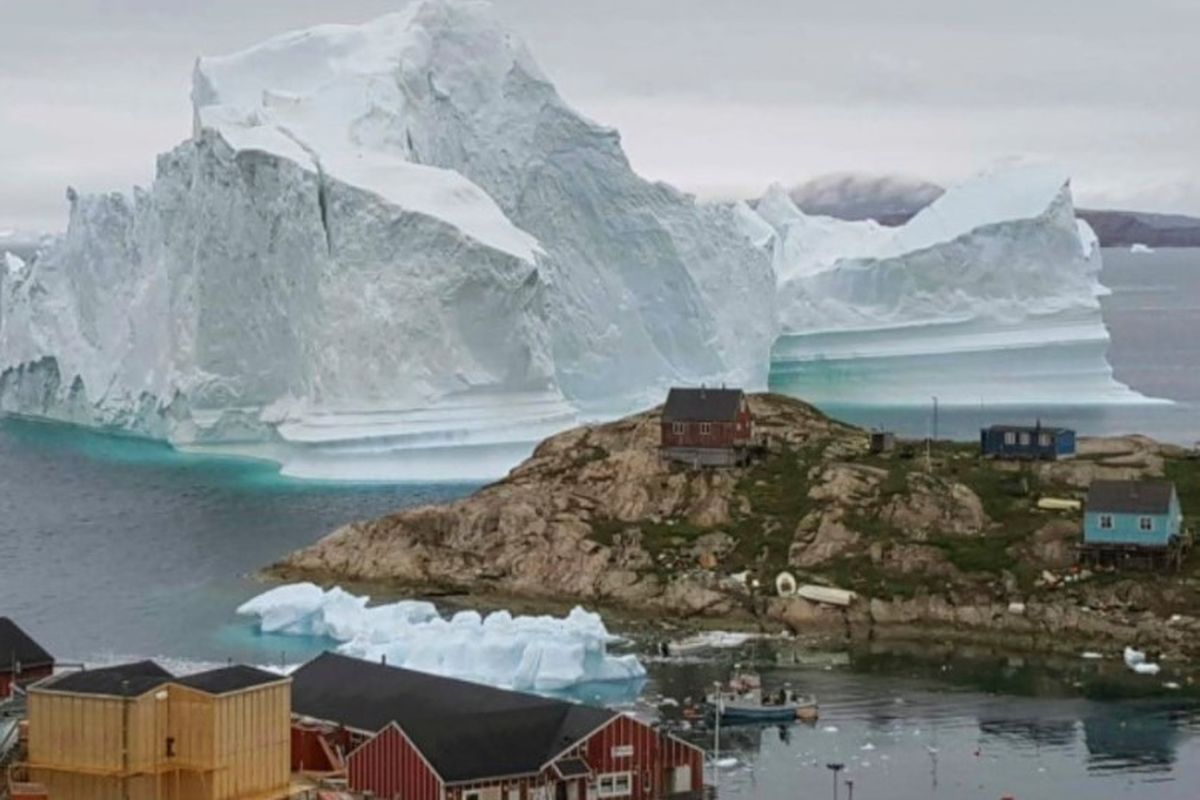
left=1083, top=704, right=1185, bottom=773
left=640, top=640, right=1200, bottom=799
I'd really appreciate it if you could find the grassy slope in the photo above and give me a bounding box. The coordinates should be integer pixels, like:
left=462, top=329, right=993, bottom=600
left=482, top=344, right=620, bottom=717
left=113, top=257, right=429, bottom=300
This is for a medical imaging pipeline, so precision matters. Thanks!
left=586, top=407, right=1200, bottom=608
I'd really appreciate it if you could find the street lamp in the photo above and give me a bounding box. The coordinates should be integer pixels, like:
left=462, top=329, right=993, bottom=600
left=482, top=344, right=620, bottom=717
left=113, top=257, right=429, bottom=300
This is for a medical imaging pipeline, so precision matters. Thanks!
left=845, top=778, right=855, bottom=800
left=825, top=763, right=845, bottom=800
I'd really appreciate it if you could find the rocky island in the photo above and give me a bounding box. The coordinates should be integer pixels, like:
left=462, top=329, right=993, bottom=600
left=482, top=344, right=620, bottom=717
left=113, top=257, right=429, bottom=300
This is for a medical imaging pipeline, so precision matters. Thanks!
left=273, top=394, right=1200, bottom=660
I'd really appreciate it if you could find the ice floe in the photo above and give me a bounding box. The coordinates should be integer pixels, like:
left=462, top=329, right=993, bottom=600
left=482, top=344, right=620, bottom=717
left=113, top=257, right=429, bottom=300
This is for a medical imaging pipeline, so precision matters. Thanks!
left=237, top=583, right=645, bottom=692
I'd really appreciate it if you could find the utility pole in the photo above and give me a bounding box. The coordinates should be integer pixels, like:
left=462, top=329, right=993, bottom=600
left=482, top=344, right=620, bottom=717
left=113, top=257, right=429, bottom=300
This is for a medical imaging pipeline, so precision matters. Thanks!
left=845, top=778, right=855, bottom=800
left=826, top=763, right=845, bottom=800
left=712, top=682, right=722, bottom=794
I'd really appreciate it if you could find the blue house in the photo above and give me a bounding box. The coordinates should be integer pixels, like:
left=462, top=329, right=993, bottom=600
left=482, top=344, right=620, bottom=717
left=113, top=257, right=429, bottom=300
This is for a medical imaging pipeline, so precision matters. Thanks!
left=1083, top=480, right=1182, bottom=548
left=980, top=424, right=1075, bottom=460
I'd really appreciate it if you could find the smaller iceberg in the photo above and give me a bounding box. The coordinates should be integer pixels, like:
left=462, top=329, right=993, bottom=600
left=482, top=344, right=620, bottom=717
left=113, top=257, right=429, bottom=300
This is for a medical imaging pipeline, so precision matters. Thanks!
left=1130, top=243, right=1155, bottom=254
left=237, top=583, right=645, bottom=692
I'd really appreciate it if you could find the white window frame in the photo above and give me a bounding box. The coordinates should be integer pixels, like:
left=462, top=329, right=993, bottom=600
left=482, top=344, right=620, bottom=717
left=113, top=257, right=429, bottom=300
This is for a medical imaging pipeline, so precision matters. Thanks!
left=506, top=788, right=521, bottom=800
left=1003, top=431, right=1016, bottom=445
left=1140, top=516, right=1154, bottom=532
left=1099, top=514, right=1114, bottom=530
left=1038, top=433, right=1052, bottom=447
left=1018, top=432, right=1031, bottom=446
left=671, top=422, right=684, bottom=435
left=699, top=422, right=712, bottom=436
left=596, top=773, right=632, bottom=798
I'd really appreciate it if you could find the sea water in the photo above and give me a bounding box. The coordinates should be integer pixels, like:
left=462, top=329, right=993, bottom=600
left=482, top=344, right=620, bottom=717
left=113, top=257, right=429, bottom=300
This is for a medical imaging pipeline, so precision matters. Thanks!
left=1, top=248, right=1199, bottom=797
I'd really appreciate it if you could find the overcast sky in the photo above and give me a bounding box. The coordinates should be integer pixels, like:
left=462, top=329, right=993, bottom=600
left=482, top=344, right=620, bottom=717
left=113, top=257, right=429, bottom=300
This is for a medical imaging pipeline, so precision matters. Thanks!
left=2, top=0, right=1197, bottom=231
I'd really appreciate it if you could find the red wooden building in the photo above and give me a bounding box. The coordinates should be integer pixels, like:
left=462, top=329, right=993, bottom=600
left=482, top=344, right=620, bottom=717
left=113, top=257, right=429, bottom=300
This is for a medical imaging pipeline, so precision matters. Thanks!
left=290, top=653, right=704, bottom=800
left=0, top=618, right=54, bottom=698
left=660, top=387, right=753, bottom=467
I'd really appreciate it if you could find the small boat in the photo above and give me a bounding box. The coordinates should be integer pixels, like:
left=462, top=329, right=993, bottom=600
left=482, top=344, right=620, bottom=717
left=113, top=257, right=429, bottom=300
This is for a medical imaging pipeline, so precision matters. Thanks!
left=660, top=631, right=755, bottom=657
left=705, top=671, right=818, bottom=723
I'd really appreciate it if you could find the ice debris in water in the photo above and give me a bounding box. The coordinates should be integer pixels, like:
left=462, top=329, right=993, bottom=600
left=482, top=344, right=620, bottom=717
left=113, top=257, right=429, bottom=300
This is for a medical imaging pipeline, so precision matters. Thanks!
left=1123, top=646, right=1161, bottom=675
left=237, top=583, right=645, bottom=692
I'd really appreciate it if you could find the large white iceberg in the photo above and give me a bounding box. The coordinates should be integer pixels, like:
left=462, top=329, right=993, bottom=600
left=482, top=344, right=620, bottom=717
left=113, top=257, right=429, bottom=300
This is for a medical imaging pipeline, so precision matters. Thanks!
left=0, top=0, right=774, bottom=480
left=236, top=583, right=645, bottom=692
left=753, top=164, right=1152, bottom=407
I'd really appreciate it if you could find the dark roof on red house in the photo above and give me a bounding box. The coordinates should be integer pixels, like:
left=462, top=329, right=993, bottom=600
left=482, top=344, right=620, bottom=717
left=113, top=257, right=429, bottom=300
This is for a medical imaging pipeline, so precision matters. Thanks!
left=291, top=652, right=616, bottom=784
left=662, top=387, right=745, bottom=422
left=1086, top=480, right=1176, bottom=515
left=0, top=618, right=54, bottom=672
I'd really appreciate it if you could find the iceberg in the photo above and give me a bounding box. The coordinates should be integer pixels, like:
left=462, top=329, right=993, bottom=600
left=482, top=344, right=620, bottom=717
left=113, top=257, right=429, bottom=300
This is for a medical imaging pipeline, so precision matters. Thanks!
left=236, top=583, right=645, bottom=692
left=755, top=164, right=1154, bottom=407
left=0, top=0, right=774, bottom=480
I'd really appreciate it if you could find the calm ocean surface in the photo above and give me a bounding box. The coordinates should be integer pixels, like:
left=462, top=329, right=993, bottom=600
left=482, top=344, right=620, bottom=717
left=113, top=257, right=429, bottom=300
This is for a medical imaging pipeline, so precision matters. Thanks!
left=0, top=248, right=1198, bottom=798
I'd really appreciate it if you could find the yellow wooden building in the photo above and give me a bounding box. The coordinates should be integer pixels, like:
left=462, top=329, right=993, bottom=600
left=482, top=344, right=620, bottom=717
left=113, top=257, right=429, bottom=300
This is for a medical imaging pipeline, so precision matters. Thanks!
left=25, top=661, right=291, bottom=800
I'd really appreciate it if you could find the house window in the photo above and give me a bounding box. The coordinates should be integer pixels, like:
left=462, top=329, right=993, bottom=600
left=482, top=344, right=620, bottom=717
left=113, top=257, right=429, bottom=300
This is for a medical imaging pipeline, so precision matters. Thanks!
left=1140, top=516, right=1154, bottom=532
left=699, top=422, right=712, bottom=436
left=464, top=792, right=482, bottom=800
left=1018, top=432, right=1031, bottom=446
left=1038, top=433, right=1052, bottom=447
left=1003, top=432, right=1016, bottom=445
left=1099, top=514, right=1114, bottom=530
left=507, top=788, right=521, bottom=800
left=597, top=773, right=632, bottom=798
left=671, top=422, right=684, bottom=435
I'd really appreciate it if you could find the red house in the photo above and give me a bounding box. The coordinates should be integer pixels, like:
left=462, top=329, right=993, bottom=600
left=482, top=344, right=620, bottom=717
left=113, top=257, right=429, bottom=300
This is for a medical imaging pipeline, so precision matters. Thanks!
left=0, top=618, right=54, bottom=698
left=660, top=387, right=752, bottom=467
left=290, top=653, right=704, bottom=800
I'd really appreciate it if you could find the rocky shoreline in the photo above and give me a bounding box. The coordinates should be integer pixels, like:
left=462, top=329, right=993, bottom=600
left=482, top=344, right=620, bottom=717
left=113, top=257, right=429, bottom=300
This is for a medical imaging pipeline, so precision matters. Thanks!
left=271, top=394, right=1200, bottom=662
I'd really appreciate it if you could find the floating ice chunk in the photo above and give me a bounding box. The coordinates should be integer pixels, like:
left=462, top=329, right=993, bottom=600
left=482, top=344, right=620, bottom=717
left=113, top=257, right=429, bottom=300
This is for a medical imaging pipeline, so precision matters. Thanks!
left=860, top=743, right=876, bottom=751
left=1164, top=681, right=1181, bottom=690
left=1130, top=243, right=1155, bottom=254
left=1123, top=646, right=1161, bottom=675
left=1123, top=646, right=1147, bottom=667
left=238, top=583, right=644, bottom=692
left=1081, top=651, right=1104, bottom=660
left=823, top=725, right=839, bottom=733
left=713, top=758, right=739, bottom=769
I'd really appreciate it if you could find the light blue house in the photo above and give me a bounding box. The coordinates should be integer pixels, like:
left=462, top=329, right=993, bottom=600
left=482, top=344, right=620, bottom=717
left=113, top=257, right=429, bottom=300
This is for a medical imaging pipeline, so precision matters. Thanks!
left=1083, top=480, right=1182, bottom=548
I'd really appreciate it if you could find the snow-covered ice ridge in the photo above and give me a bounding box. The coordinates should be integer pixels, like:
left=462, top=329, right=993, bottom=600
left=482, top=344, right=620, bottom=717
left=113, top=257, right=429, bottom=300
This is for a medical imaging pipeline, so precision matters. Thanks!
left=747, top=164, right=1154, bottom=406
left=236, top=583, right=645, bottom=692
left=0, top=0, right=773, bottom=480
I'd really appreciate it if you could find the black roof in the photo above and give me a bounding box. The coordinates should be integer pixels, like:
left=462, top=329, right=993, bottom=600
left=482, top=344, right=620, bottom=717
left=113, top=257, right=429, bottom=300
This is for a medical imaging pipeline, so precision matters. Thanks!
left=174, top=665, right=286, bottom=694
left=662, top=387, right=745, bottom=422
left=1086, top=480, right=1176, bottom=515
left=43, top=661, right=286, bottom=697
left=291, top=652, right=616, bottom=783
left=46, top=660, right=173, bottom=697
left=0, top=618, right=54, bottom=671
left=984, top=424, right=1071, bottom=435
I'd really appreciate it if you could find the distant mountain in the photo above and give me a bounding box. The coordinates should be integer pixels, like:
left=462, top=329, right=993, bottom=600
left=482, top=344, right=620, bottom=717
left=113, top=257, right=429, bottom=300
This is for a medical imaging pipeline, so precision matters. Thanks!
left=787, top=173, right=1200, bottom=247
left=1074, top=209, right=1200, bottom=248
left=788, top=173, right=945, bottom=222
